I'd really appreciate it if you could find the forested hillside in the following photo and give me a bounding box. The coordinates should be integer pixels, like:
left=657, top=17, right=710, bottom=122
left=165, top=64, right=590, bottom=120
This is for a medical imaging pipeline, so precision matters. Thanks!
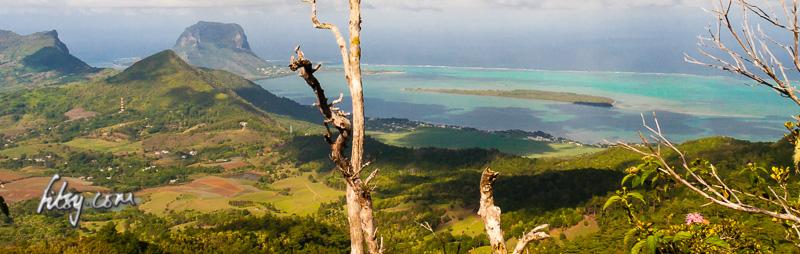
left=0, top=30, right=102, bottom=88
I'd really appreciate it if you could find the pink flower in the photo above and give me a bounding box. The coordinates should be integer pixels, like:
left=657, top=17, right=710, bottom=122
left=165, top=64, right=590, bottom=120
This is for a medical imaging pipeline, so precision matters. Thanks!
left=685, top=213, right=705, bottom=225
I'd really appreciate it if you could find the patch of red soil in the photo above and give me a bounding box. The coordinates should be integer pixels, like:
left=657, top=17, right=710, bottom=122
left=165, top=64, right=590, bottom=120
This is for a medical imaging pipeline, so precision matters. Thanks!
left=188, top=177, right=246, bottom=197
left=0, top=176, right=108, bottom=203
left=221, top=161, right=249, bottom=170
left=0, top=170, right=28, bottom=182
left=137, top=176, right=248, bottom=198
left=64, top=107, right=98, bottom=122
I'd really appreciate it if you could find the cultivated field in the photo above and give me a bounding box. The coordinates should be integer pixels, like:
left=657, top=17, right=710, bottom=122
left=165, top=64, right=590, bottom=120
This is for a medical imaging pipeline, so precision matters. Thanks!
left=64, top=138, right=142, bottom=154
left=142, top=129, right=271, bottom=150
left=136, top=172, right=342, bottom=216
left=0, top=173, right=108, bottom=203
left=0, top=142, right=73, bottom=158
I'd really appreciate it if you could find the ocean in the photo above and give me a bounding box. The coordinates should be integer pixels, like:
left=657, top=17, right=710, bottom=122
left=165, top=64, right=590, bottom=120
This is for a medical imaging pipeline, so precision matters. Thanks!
left=258, top=65, right=796, bottom=143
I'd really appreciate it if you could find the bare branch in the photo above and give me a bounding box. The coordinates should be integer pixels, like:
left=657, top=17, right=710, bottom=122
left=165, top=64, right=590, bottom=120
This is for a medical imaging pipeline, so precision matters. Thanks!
left=419, top=221, right=436, bottom=235
left=364, top=167, right=380, bottom=186
left=686, top=0, right=800, bottom=106
left=289, top=47, right=352, bottom=172
left=291, top=46, right=384, bottom=254
left=619, top=114, right=800, bottom=225
left=512, top=224, right=550, bottom=254
left=305, top=0, right=351, bottom=82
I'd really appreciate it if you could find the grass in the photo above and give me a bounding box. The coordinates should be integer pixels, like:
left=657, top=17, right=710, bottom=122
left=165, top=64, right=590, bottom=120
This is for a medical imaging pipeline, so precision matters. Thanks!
left=0, top=142, right=71, bottom=157
left=0, top=114, right=47, bottom=136
left=369, top=128, right=604, bottom=158
left=64, top=138, right=142, bottom=153
left=137, top=172, right=343, bottom=217
left=561, top=215, right=600, bottom=241
left=139, top=191, right=254, bottom=216
left=448, top=215, right=484, bottom=237
left=527, top=143, right=605, bottom=159
left=445, top=214, right=599, bottom=247
left=548, top=215, right=600, bottom=245
left=238, top=172, right=342, bottom=215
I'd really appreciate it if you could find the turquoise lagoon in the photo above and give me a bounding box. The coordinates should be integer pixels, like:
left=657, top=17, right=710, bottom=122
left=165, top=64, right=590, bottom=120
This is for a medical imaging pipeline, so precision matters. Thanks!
left=258, top=65, right=796, bottom=143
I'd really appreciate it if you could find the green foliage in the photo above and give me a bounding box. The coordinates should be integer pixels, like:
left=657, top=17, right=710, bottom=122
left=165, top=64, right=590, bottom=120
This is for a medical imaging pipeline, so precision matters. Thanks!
left=0, top=202, right=351, bottom=253
left=0, top=29, right=98, bottom=89
left=22, top=47, right=96, bottom=74
left=603, top=133, right=800, bottom=253
left=627, top=220, right=764, bottom=254
left=2, top=46, right=800, bottom=253
left=0, top=214, right=76, bottom=246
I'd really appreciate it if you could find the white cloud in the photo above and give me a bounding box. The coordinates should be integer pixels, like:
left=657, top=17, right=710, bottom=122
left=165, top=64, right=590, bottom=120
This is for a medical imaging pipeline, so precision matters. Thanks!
left=0, top=0, right=703, bottom=11
left=0, top=0, right=283, bottom=8
left=486, top=0, right=699, bottom=9
left=63, top=0, right=283, bottom=8
left=373, top=0, right=703, bottom=10
left=0, top=0, right=302, bottom=15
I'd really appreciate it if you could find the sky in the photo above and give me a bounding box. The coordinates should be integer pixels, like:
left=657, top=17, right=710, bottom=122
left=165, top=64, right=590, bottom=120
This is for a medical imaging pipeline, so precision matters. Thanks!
left=0, top=0, right=716, bottom=73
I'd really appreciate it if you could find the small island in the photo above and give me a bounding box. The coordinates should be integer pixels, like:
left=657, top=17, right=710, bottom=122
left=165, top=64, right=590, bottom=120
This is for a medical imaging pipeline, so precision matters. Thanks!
left=405, top=88, right=615, bottom=107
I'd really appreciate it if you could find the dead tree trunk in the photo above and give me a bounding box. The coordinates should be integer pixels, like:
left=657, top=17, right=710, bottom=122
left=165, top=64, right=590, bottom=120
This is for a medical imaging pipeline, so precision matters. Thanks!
left=478, top=168, right=549, bottom=254
left=290, top=1, right=380, bottom=253
left=478, top=169, right=507, bottom=253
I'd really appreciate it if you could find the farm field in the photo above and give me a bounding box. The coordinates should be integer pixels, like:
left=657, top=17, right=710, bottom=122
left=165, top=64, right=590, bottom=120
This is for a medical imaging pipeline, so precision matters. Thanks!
left=142, top=129, right=272, bottom=150
left=0, top=168, right=46, bottom=182
left=0, top=173, right=108, bottom=203
left=190, top=157, right=250, bottom=171
left=445, top=213, right=599, bottom=245
left=64, top=138, right=142, bottom=154
left=549, top=215, right=600, bottom=242
left=136, top=172, right=343, bottom=216
left=0, top=142, right=72, bottom=158
left=446, top=211, right=484, bottom=237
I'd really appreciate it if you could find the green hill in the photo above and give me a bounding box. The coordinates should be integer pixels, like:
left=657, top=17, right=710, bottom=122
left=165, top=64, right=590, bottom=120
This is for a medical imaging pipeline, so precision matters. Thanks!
left=0, top=49, right=321, bottom=191
left=173, top=21, right=288, bottom=80
left=0, top=49, right=319, bottom=148
left=0, top=29, right=99, bottom=88
left=101, top=50, right=318, bottom=122
left=107, top=49, right=199, bottom=84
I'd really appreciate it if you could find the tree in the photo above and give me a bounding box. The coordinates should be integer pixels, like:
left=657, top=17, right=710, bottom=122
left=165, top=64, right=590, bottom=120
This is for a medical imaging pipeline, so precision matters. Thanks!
left=684, top=0, right=800, bottom=106
left=0, top=196, right=10, bottom=224
left=620, top=0, right=800, bottom=247
left=478, top=168, right=550, bottom=254
left=289, top=0, right=381, bottom=253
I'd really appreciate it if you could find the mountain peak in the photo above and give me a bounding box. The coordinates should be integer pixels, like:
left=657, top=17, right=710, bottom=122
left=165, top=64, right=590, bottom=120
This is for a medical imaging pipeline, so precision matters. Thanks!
left=172, top=21, right=282, bottom=80
left=175, top=21, right=252, bottom=52
left=0, top=29, right=18, bottom=38
left=40, top=29, right=59, bottom=37
left=34, top=30, right=68, bottom=53
left=0, top=28, right=95, bottom=86
left=108, top=50, right=197, bottom=83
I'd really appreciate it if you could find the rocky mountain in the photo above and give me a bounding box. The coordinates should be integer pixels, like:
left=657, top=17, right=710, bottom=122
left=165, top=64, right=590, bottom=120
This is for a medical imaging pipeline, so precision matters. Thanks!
left=172, top=21, right=287, bottom=80
left=0, top=29, right=99, bottom=87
